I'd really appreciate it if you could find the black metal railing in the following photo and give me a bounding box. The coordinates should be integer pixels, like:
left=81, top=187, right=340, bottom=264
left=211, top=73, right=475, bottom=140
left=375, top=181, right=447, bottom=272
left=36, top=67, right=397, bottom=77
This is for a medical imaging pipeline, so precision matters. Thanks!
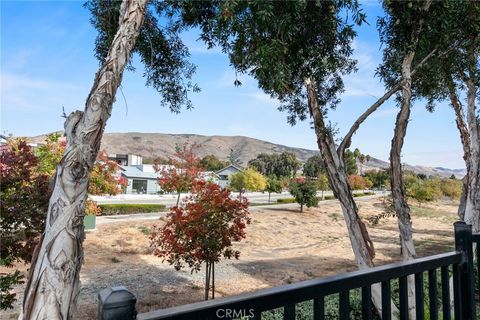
left=98, top=221, right=478, bottom=320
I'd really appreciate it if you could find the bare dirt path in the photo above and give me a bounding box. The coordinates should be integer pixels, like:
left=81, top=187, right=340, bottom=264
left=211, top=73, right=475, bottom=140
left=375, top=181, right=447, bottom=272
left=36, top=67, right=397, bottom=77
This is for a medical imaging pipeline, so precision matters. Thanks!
left=0, top=197, right=458, bottom=319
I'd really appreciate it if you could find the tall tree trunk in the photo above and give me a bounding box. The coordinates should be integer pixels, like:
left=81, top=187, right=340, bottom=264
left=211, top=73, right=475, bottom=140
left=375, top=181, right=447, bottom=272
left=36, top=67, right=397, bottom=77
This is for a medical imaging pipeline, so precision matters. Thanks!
left=21, top=1, right=147, bottom=319
left=305, top=78, right=396, bottom=316
left=390, top=52, right=417, bottom=319
left=447, top=80, right=471, bottom=221
left=463, top=77, right=480, bottom=232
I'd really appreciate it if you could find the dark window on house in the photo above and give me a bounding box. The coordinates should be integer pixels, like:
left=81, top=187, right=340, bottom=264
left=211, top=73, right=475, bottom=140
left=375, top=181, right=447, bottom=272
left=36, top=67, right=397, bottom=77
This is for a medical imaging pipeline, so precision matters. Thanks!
left=132, top=179, right=147, bottom=194
left=219, top=175, right=228, bottom=180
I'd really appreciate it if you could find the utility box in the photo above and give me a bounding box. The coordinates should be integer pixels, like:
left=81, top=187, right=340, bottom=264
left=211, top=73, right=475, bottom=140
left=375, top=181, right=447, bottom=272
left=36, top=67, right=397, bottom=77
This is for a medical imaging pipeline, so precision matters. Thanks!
left=98, top=286, right=137, bottom=320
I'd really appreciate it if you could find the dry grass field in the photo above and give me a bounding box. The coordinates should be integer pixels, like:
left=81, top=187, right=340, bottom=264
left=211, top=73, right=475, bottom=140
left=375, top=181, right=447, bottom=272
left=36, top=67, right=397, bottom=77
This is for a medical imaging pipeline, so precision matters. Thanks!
left=0, top=197, right=459, bottom=319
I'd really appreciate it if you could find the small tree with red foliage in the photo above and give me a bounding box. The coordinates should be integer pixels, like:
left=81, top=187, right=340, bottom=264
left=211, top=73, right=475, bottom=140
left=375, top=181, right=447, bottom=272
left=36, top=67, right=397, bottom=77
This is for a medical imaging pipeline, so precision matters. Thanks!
left=348, top=175, right=368, bottom=191
left=88, top=151, right=125, bottom=196
left=1, top=139, right=50, bottom=309
left=155, top=143, right=203, bottom=205
left=150, top=181, right=250, bottom=300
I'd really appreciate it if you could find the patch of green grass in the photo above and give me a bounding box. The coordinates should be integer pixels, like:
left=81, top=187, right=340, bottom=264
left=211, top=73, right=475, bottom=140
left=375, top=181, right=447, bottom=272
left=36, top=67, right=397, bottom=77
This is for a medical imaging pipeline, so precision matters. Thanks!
left=353, top=191, right=375, bottom=197
left=110, top=257, right=121, bottom=263
left=410, top=205, right=457, bottom=224
left=99, top=204, right=167, bottom=215
left=137, top=226, right=151, bottom=235
left=276, top=198, right=296, bottom=204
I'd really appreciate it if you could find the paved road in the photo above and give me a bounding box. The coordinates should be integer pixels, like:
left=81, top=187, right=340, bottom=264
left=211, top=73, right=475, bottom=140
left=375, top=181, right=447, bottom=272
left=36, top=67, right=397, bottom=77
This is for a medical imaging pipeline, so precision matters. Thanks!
left=92, top=190, right=384, bottom=206
left=96, top=193, right=388, bottom=226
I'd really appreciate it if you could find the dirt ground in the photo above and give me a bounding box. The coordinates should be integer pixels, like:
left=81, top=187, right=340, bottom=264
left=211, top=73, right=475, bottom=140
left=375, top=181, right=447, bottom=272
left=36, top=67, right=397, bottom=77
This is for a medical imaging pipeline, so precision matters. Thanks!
left=1, top=197, right=459, bottom=319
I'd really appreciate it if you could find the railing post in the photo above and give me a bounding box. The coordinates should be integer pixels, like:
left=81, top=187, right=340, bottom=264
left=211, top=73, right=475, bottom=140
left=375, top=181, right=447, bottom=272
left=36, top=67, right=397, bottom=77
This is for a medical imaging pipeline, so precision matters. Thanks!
left=454, top=221, right=476, bottom=319
left=98, top=286, right=137, bottom=320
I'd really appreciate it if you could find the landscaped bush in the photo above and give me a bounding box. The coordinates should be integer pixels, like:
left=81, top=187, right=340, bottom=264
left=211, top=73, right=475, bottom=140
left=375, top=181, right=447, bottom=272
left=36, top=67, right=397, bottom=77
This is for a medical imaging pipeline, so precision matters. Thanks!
left=277, top=198, right=297, bottom=204
left=276, top=192, right=374, bottom=204
left=259, top=289, right=379, bottom=320
left=353, top=192, right=375, bottom=197
left=98, top=204, right=166, bottom=215
left=256, top=271, right=454, bottom=320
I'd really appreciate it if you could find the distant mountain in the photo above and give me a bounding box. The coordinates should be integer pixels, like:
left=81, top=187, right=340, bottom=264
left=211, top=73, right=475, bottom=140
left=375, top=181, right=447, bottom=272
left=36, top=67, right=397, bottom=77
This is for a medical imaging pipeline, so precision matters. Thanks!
left=27, top=132, right=466, bottom=178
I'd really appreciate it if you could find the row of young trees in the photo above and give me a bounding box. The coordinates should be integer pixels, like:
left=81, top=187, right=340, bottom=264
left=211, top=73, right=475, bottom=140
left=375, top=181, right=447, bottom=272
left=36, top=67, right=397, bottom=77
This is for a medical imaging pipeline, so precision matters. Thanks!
left=15, top=0, right=478, bottom=318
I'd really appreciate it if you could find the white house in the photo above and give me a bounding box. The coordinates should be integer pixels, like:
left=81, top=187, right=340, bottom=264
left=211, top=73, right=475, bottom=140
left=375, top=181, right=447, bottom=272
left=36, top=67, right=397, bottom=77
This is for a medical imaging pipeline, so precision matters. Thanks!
left=215, top=165, right=242, bottom=188
left=117, top=154, right=233, bottom=194
left=119, top=164, right=160, bottom=194
left=108, top=153, right=143, bottom=166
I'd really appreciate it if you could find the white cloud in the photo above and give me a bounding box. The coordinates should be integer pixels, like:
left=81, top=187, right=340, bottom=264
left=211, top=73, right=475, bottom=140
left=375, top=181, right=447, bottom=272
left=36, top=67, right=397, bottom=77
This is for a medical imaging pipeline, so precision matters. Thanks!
left=0, top=72, right=84, bottom=112
left=245, top=92, right=279, bottom=106
left=343, top=40, right=387, bottom=98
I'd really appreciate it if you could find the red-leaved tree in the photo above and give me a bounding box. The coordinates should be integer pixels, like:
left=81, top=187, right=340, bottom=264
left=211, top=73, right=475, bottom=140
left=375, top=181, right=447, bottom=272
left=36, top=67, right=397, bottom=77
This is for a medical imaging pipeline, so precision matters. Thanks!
left=88, top=151, right=126, bottom=196
left=155, top=143, right=203, bottom=206
left=0, top=139, right=50, bottom=309
left=150, top=181, right=250, bottom=300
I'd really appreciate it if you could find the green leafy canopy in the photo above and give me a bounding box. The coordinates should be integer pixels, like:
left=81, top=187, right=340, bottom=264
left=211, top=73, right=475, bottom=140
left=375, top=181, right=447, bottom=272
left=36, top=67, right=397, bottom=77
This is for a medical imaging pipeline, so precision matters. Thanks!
left=85, top=0, right=200, bottom=113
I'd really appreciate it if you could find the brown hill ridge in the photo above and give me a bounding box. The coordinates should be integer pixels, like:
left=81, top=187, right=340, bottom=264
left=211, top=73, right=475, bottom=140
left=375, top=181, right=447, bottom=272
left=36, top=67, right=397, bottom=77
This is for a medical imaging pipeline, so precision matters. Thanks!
left=27, top=132, right=466, bottom=178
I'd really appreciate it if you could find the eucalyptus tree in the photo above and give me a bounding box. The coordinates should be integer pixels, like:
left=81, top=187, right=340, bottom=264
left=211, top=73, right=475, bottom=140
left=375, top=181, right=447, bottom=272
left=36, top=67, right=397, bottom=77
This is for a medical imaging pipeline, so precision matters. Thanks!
left=173, top=0, right=445, bottom=314
left=378, top=0, right=478, bottom=264
left=410, top=1, right=480, bottom=230
left=377, top=2, right=456, bottom=316
left=21, top=0, right=198, bottom=318
left=377, top=0, right=434, bottom=264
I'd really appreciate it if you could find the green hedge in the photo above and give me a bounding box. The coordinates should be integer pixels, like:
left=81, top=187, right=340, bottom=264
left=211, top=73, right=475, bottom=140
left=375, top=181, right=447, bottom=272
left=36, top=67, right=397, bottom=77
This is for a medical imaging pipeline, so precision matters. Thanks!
left=276, top=198, right=297, bottom=204
left=257, top=271, right=454, bottom=320
left=99, top=204, right=167, bottom=215
left=276, top=192, right=374, bottom=204
left=353, top=192, right=375, bottom=198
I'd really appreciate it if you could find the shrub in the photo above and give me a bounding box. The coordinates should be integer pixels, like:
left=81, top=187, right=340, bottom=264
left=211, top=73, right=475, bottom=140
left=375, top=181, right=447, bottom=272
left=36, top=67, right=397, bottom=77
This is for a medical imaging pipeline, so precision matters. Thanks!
left=288, top=178, right=318, bottom=212
left=440, top=178, right=462, bottom=200
left=99, top=204, right=166, bottom=215
left=258, top=271, right=448, bottom=320
left=407, top=179, right=442, bottom=205
left=1, top=139, right=50, bottom=309
left=259, top=289, right=378, bottom=320
left=353, top=192, right=375, bottom=197
left=277, top=198, right=296, bottom=204
left=348, top=175, right=368, bottom=190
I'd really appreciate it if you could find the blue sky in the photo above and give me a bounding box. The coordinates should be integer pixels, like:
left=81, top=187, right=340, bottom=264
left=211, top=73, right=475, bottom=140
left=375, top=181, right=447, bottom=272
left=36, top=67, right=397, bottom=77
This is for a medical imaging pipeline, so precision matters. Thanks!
left=1, top=1, right=465, bottom=168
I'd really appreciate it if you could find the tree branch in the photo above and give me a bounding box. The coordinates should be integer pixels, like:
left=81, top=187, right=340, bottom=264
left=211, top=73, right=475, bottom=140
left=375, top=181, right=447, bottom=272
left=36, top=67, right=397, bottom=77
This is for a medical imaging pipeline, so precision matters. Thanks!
left=337, top=47, right=440, bottom=158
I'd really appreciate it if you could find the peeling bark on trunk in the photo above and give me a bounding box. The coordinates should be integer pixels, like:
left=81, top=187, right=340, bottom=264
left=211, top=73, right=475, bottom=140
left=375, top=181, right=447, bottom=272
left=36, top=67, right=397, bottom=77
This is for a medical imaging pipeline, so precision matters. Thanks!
left=463, top=78, right=480, bottom=232
left=20, top=1, right=147, bottom=319
left=305, top=78, right=398, bottom=317
left=390, top=52, right=417, bottom=319
left=448, top=81, right=471, bottom=220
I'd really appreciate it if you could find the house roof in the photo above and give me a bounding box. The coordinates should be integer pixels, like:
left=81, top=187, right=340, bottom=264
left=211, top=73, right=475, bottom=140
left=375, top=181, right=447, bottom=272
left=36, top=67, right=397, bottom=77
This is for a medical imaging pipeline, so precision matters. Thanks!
left=119, top=165, right=158, bottom=179
left=215, top=164, right=243, bottom=175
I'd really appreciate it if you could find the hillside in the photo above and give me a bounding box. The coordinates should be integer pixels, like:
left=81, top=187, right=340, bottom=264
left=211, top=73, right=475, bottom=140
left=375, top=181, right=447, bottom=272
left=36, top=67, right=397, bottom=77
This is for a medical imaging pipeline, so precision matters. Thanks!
left=27, top=132, right=466, bottom=178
